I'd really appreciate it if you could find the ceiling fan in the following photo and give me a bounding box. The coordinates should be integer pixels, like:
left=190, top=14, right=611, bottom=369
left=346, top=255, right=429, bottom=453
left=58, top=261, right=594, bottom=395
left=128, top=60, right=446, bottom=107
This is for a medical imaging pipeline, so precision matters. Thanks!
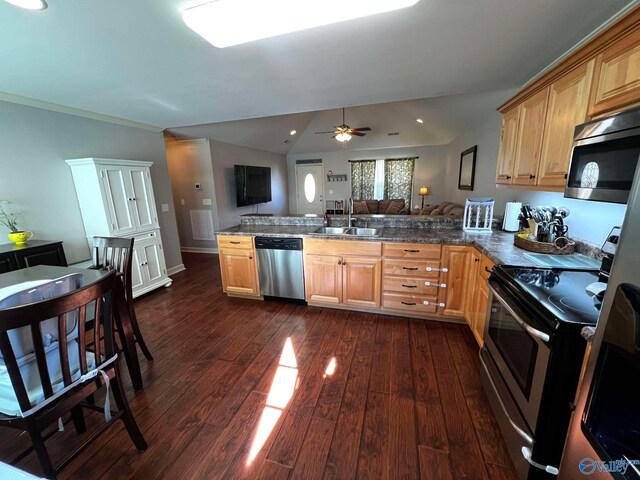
left=314, top=108, right=371, bottom=143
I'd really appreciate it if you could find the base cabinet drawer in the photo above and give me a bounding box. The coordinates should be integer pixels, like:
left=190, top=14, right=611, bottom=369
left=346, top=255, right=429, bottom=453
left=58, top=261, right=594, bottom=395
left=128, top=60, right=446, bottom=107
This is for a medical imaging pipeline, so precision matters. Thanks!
left=383, top=243, right=441, bottom=259
left=218, top=235, right=254, bottom=250
left=383, top=259, right=441, bottom=277
left=383, top=276, right=440, bottom=296
left=382, top=293, right=438, bottom=314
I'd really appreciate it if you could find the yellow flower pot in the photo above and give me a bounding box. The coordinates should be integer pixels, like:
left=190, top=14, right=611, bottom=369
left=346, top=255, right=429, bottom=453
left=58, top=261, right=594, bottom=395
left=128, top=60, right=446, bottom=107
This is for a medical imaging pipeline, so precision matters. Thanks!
left=8, top=231, right=33, bottom=245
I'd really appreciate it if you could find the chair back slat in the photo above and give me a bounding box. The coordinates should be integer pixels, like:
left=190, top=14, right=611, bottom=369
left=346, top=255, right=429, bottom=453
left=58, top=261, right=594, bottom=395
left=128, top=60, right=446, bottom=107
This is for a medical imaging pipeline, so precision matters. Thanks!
left=57, top=312, right=72, bottom=387
left=92, top=237, right=134, bottom=301
left=29, top=322, right=54, bottom=399
left=93, top=296, right=102, bottom=361
left=0, top=271, right=116, bottom=415
left=0, top=331, right=33, bottom=413
left=77, top=304, right=87, bottom=374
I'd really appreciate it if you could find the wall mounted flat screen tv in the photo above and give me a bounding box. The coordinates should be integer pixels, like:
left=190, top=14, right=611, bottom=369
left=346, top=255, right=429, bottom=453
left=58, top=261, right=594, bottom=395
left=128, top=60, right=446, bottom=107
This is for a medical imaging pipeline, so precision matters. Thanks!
left=235, top=165, right=272, bottom=207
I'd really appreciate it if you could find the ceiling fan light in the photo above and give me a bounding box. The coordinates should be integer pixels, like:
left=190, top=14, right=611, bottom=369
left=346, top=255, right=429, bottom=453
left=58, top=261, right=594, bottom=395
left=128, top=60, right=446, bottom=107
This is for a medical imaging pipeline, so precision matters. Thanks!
left=4, top=0, right=47, bottom=9
left=183, top=0, right=421, bottom=48
left=416, top=118, right=424, bottom=124
left=336, top=132, right=352, bottom=142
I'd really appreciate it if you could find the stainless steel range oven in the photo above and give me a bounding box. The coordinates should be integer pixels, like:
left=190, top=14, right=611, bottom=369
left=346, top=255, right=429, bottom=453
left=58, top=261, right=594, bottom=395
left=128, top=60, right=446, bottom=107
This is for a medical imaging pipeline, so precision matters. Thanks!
left=481, top=266, right=601, bottom=480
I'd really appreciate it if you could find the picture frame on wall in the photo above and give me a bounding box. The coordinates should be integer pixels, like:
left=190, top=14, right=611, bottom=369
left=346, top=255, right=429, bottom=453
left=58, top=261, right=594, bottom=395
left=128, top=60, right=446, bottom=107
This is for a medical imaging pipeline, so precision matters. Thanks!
left=458, top=145, right=477, bottom=191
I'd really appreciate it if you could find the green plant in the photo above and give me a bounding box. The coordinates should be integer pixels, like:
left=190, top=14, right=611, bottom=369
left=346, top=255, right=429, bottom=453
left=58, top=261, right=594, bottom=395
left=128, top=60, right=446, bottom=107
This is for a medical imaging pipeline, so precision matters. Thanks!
left=0, top=201, right=21, bottom=233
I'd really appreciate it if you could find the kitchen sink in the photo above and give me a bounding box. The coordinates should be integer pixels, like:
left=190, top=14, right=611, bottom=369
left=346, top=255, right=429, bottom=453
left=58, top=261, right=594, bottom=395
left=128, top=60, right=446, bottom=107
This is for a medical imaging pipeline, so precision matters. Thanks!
left=312, top=227, right=381, bottom=236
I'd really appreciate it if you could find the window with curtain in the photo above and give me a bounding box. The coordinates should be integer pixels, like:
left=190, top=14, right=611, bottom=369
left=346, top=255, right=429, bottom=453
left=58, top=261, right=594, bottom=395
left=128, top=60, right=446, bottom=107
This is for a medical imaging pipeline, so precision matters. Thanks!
left=351, top=158, right=416, bottom=204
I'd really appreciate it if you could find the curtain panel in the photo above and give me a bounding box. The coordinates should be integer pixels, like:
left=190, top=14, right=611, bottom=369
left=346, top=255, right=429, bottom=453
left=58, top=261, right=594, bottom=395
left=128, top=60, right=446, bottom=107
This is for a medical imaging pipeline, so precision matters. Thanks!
left=350, top=160, right=376, bottom=200
left=384, top=158, right=416, bottom=204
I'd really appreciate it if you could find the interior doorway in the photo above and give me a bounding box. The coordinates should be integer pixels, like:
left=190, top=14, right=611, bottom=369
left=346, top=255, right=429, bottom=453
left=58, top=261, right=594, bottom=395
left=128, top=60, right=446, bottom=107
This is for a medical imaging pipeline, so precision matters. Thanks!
left=296, top=164, right=324, bottom=215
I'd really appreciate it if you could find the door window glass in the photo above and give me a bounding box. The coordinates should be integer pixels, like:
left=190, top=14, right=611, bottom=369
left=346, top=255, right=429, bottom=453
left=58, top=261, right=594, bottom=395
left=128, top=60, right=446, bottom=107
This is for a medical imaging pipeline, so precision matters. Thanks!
left=304, top=173, right=316, bottom=203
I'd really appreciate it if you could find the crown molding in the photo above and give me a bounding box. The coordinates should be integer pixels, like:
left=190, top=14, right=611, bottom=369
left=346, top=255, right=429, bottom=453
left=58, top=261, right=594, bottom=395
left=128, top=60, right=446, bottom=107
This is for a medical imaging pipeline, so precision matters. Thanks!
left=0, top=91, right=163, bottom=132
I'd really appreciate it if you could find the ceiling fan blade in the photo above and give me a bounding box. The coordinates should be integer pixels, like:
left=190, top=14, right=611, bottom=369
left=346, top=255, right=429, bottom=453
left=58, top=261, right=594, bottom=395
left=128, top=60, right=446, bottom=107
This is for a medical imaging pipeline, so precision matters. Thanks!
left=352, top=127, right=371, bottom=132
left=314, top=131, right=336, bottom=134
left=352, top=132, right=366, bottom=137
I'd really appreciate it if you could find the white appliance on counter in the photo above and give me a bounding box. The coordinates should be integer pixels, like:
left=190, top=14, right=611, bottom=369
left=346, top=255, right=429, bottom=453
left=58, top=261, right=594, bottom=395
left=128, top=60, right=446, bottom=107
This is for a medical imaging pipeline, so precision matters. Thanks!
left=66, top=158, right=172, bottom=298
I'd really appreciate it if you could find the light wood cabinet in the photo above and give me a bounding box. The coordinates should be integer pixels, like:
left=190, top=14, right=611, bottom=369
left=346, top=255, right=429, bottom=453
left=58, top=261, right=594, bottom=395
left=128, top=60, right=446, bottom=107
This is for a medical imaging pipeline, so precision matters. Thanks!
left=589, top=28, right=640, bottom=118
left=438, top=245, right=473, bottom=317
left=464, top=249, right=482, bottom=325
left=304, top=239, right=382, bottom=308
left=471, top=279, right=491, bottom=347
left=538, top=61, right=594, bottom=187
left=496, top=107, right=520, bottom=185
left=218, top=235, right=260, bottom=297
left=513, top=89, right=549, bottom=185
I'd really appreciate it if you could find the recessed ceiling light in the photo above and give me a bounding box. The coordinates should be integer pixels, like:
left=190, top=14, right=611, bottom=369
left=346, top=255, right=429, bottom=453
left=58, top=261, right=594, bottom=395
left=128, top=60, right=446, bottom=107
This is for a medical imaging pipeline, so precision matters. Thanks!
left=416, top=118, right=424, bottom=124
left=4, top=0, right=47, bottom=9
left=183, top=0, right=421, bottom=48
left=290, top=130, right=297, bottom=136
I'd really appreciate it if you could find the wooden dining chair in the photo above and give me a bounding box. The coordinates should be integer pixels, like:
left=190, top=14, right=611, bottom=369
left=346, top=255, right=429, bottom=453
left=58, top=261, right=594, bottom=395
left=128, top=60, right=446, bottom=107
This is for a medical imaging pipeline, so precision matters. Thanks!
left=91, top=237, right=154, bottom=362
left=0, top=271, right=147, bottom=479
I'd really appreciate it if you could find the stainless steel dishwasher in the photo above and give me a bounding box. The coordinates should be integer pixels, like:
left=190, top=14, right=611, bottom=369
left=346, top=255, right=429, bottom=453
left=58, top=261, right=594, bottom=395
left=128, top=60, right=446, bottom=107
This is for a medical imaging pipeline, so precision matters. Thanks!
left=255, top=237, right=305, bottom=300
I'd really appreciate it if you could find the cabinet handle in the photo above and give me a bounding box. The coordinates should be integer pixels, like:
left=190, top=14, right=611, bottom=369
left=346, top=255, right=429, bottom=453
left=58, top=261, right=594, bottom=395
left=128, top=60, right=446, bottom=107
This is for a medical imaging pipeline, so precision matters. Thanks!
left=423, top=281, right=447, bottom=288
left=425, top=267, right=448, bottom=272
left=423, top=301, right=446, bottom=307
left=404, top=249, right=420, bottom=253
left=403, top=266, right=419, bottom=271
left=128, top=197, right=133, bottom=201
left=338, top=261, right=342, bottom=265
left=485, top=266, right=493, bottom=273
left=564, top=173, right=568, bottom=179
left=401, top=284, right=417, bottom=289
left=506, top=175, right=512, bottom=180
left=342, top=261, right=347, bottom=266
left=230, top=241, right=241, bottom=244
left=249, top=256, right=253, bottom=260
left=529, top=174, right=536, bottom=180
left=401, top=302, right=416, bottom=306
left=474, top=258, right=480, bottom=262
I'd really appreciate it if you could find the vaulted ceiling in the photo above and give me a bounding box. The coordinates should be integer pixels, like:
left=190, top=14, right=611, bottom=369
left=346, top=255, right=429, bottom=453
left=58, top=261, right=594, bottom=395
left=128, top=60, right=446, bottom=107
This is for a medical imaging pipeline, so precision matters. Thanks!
left=0, top=0, right=634, bottom=130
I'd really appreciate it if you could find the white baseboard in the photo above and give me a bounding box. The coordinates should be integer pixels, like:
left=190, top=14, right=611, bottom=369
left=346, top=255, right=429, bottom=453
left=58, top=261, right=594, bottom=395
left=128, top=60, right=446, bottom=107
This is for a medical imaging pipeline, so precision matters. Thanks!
left=180, top=247, right=219, bottom=254
left=167, top=264, right=186, bottom=276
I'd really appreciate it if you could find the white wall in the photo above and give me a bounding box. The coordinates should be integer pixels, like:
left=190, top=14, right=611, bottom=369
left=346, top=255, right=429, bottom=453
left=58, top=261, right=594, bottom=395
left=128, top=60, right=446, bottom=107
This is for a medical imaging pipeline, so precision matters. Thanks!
left=165, top=139, right=220, bottom=251
left=0, top=101, right=183, bottom=269
left=210, top=140, right=289, bottom=228
left=287, top=145, right=449, bottom=213
left=443, top=102, right=627, bottom=246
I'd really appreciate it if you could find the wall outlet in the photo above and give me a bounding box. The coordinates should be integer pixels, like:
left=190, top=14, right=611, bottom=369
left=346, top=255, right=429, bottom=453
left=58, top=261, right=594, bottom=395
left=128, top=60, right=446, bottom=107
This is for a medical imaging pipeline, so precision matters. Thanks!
left=202, top=198, right=212, bottom=205
left=180, top=199, right=186, bottom=206
left=161, top=203, right=170, bottom=212
left=329, top=189, right=334, bottom=194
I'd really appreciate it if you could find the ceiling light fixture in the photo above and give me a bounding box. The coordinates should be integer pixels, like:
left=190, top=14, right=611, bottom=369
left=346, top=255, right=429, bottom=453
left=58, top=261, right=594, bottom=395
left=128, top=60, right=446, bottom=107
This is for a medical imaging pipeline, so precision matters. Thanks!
left=183, top=0, right=421, bottom=48
left=335, top=132, right=352, bottom=143
left=4, top=0, right=47, bottom=9
left=290, top=130, right=297, bottom=136
left=416, top=118, right=424, bottom=124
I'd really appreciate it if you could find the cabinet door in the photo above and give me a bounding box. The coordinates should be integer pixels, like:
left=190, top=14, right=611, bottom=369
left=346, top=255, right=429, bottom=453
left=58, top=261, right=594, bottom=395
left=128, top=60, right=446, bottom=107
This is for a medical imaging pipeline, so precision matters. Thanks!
left=438, top=245, right=472, bottom=317
left=304, top=255, right=342, bottom=304
left=496, top=107, right=520, bottom=184
left=538, top=62, right=594, bottom=187
left=589, top=28, right=640, bottom=118
left=342, top=256, right=381, bottom=308
left=471, top=277, right=490, bottom=347
left=513, top=88, right=550, bottom=185
left=464, top=249, right=482, bottom=325
left=141, top=240, right=166, bottom=286
left=129, top=167, right=158, bottom=231
left=219, top=248, right=259, bottom=296
left=16, top=244, right=67, bottom=268
left=130, top=246, right=146, bottom=293
left=100, top=166, right=137, bottom=235
left=0, top=254, right=18, bottom=273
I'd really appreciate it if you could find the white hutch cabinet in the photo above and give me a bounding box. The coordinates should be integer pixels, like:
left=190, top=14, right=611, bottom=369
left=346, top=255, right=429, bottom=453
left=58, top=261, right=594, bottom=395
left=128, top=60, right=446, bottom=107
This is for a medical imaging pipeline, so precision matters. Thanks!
left=66, top=158, right=172, bottom=297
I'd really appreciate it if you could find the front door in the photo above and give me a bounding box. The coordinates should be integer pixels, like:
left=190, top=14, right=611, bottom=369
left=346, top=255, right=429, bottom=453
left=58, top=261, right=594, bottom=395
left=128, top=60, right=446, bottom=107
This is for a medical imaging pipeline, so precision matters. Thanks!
left=296, top=164, right=324, bottom=215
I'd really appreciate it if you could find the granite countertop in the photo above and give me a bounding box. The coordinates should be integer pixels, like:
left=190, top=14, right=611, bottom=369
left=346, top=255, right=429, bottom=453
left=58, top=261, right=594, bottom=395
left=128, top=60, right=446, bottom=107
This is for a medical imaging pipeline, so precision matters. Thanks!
left=217, top=225, right=594, bottom=267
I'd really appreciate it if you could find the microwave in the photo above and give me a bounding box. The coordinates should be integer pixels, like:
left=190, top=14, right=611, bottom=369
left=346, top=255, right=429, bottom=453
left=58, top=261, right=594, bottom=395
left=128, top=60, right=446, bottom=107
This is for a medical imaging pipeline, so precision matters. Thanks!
left=566, top=106, right=640, bottom=204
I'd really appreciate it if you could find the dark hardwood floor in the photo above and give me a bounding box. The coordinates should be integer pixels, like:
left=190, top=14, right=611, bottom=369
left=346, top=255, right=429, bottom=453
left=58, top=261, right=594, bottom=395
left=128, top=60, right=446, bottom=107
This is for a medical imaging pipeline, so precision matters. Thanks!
left=0, top=253, right=517, bottom=479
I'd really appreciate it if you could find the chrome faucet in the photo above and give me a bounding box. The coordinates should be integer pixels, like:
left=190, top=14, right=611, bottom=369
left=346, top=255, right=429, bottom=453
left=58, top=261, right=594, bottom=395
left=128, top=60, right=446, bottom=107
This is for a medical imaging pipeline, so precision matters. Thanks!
left=348, top=197, right=356, bottom=227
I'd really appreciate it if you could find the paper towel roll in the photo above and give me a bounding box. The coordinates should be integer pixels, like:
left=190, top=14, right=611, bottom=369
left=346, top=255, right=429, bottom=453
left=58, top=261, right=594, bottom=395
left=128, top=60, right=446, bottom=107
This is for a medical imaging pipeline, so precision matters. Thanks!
left=503, top=202, right=522, bottom=232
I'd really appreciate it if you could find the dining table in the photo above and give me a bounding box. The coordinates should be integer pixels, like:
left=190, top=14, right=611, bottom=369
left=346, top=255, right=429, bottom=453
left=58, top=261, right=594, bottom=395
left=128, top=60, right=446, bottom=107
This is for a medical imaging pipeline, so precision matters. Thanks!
left=0, top=265, right=144, bottom=391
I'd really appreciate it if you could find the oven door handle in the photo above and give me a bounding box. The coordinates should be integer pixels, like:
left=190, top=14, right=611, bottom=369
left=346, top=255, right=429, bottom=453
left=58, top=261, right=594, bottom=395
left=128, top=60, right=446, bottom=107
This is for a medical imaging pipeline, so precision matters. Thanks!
left=480, top=352, right=534, bottom=446
left=488, top=282, right=551, bottom=344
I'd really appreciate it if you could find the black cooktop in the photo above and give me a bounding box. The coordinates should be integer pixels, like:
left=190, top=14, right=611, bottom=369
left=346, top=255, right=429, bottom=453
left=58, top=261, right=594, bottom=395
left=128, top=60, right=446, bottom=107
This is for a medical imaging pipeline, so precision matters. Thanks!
left=499, top=267, right=602, bottom=326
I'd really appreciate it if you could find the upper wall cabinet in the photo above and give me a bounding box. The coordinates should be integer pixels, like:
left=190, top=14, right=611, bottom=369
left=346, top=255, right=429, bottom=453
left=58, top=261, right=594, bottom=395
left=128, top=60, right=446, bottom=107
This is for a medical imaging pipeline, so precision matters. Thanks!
left=495, top=6, right=640, bottom=191
left=589, top=28, right=640, bottom=118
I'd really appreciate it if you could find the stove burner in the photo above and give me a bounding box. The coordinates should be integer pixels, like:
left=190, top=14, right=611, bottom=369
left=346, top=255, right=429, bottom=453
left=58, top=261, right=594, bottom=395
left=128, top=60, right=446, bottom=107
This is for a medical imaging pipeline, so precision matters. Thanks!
left=548, top=294, right=596, bottom=315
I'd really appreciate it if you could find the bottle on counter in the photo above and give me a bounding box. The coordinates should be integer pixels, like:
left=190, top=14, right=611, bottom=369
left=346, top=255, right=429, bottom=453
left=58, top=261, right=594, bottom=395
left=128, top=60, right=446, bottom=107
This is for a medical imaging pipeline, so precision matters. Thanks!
left=323, top=212, right=330, bottom=227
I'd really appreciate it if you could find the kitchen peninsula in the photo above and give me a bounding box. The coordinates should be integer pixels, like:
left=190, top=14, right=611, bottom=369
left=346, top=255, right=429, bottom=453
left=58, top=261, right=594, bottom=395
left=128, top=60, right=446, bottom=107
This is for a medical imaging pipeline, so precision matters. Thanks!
left=216, top=214, right=599, bottom=347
